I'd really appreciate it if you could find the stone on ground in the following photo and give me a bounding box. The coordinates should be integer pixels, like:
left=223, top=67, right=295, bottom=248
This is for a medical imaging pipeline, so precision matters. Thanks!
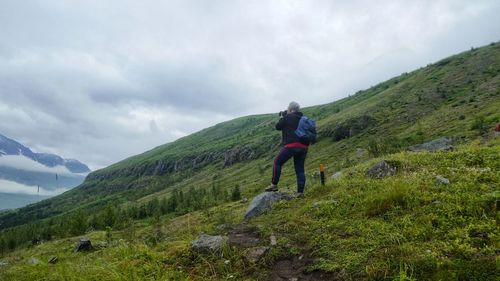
left=28, top=257, right=40, bottom=265
left=244, top=246, right=269, bottom=263
left=331, top=171, right=342, bottom=180
left=244, top=192, right=293, bottom=220
left=366, top=160, right=397, bottom=178
left=436, top=175, right=450, bottom=185
left=191, top=234, right=227, bottom=253
left=270, top=235, right=277, bottom=246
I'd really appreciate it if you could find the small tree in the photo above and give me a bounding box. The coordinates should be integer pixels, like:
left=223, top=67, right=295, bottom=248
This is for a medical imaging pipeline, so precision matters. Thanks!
left=154, top=211, right=163, bottom=243
left=231, top=185, right=242, bottom=201
left=69, top=209, right=87, bottom=235
left=105, top=226, right=113, bottom=243
left=471, top=116, right=488, bottom=135
left=0, top=237, right=5, bottom=256
left=102, top=204, right=117, bottom=228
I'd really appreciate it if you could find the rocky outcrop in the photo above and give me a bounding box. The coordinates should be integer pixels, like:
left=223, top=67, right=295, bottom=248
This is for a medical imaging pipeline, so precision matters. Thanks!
left=366, top=160, right=397, bottom=178
left=408, top=137, right=459, bottom=152
left=323, top=115, right=376, bottom=141
left=87, top=146, right=258, bottom=182
left=74, top=238, right=93, bottom=253
left=224, top=146, right=255, bottom=167
left=191, top=234, right=227, bottom=253
left=244, top=192, right=294, bottom=220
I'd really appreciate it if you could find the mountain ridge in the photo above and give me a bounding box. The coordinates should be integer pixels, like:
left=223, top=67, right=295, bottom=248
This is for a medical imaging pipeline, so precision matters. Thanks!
left=0, top=133, right=91, bottom=209
left=0, top=133, right=90, bottom=174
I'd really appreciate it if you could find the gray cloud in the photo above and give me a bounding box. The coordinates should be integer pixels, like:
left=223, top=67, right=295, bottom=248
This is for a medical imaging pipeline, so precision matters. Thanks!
left=0, top=0, right=499, bottom=169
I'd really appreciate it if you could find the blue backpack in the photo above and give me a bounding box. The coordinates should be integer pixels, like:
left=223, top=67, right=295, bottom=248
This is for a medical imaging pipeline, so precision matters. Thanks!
left=295, top=116, right=317, bottom=144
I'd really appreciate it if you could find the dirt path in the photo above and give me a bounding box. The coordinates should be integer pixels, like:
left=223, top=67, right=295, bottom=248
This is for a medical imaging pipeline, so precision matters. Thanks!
left=225, top=224, right=340, bottom=281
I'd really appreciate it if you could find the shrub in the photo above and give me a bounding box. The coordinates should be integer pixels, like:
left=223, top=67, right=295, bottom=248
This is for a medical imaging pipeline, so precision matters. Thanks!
left=365, top=185, right=409, bottom=217
left=471, top=116, right=488, bottom=135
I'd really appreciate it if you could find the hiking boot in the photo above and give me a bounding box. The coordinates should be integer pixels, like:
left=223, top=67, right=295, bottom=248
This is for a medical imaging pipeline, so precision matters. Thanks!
left=264, top=184, right=278, bottom=192
left=295, top=192, right=304, bottom=198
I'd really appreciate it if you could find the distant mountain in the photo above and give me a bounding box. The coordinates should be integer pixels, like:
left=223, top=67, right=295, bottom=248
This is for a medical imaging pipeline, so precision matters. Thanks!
left=0, top=134, right=90, bottom=173
left=0, top=133, right=91, bottom=209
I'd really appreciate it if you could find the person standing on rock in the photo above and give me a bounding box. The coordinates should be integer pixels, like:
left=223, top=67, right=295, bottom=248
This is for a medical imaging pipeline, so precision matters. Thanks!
left=265, top=101, right=312, bottom=196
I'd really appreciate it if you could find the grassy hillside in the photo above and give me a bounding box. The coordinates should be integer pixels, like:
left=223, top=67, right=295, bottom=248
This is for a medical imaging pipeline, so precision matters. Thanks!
left=0, top=42, right=499, bottom=280
left=2, top=42, right=499, bottom=230
left=0, top=139, right=498, bottom=280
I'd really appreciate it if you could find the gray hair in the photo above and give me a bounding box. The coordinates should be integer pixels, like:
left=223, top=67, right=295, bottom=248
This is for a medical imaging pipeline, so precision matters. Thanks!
left=288, top=101, right=300, bottom=112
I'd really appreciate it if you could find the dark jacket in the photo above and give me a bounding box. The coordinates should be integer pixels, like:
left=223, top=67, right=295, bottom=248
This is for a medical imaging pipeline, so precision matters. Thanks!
left=275, top=111, right=303, bottom=145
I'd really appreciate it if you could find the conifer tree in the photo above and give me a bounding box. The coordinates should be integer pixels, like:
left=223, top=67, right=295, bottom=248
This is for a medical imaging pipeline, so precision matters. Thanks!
left=231, top=184, right=241, bottom=201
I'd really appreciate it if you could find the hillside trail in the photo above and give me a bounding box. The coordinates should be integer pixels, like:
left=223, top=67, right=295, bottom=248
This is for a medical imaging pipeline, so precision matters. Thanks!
left=225, top=219, right=339, bottom=280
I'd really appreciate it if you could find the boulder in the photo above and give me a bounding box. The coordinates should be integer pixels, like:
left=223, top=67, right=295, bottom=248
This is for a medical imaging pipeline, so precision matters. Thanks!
left=366, top=160, right=397, bottom=178
left=74, top=238, right=93, bottom=253
left=191, top=234, right=227, bottom=253
left=408, top=137, right=457, bottom=152
left=48, top=256, right=58, bottom=264
left=244, top=246, right=269, bottom=263
left=436, top=175, right=450, bottom=185
left=244, top=192, right=293, bottom=220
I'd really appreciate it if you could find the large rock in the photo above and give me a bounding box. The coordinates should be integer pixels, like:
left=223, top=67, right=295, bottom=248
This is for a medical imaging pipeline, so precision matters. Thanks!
left=74, top=238, right=93, bottom=253
left=244, top=192, right=293, bottom=220
left=366, top=160, right=397, bottom=178
left=191, top=234, right=227, bottom=253
left=408, top=137, right=457, bottom=152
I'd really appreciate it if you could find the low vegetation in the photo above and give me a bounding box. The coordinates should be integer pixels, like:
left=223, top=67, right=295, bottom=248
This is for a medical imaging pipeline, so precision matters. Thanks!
left=1, top=139, right=498, bottom=280
left=0, top=42, right=499, bottom=280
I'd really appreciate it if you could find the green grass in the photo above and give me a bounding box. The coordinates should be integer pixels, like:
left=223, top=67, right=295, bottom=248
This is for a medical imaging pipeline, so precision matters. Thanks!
left=3, top=42, right=499, bottom=230
left=1, top=139, right=499, bottom=280
left=1, top=42, right=500, bottom=280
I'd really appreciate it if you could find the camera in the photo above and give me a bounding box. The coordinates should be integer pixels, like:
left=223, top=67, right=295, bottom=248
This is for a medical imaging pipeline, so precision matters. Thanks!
left=279, top=110, right=288, bottom=117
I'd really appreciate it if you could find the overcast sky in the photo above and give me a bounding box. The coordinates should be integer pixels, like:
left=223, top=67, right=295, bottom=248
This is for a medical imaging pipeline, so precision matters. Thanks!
left=0, top=0, right=499, bottom=170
